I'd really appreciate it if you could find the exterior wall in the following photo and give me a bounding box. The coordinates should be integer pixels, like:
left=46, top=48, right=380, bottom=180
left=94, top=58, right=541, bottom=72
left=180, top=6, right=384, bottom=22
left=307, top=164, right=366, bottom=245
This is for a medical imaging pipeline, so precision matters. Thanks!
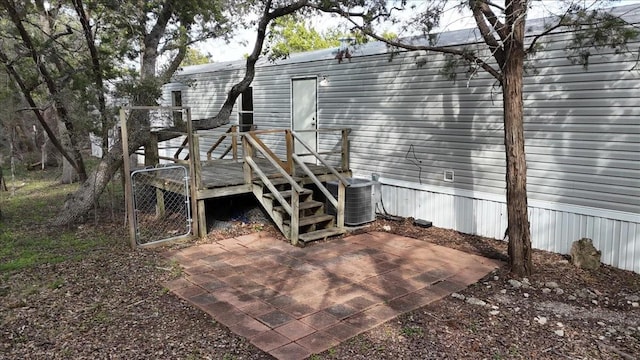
left=166, top=29, right=640, bottom=272
left=377, top=177, right=639, bottom=273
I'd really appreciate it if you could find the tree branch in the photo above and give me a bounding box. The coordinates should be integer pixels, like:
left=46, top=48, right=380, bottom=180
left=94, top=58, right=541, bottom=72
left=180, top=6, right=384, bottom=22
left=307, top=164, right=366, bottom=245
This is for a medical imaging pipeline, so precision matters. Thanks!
left=71, top=0, right=111, bottom=153
left=1, top=0, right=86, bottom=179
left=470, top=0, right=505, bottom=67
left=475, top=0, right=508, bottom=40
left=525, top=9, right=573, bottom=55
left=0, top=50, right=80, bottom=171
left=194, top=0, right=310, bottom=130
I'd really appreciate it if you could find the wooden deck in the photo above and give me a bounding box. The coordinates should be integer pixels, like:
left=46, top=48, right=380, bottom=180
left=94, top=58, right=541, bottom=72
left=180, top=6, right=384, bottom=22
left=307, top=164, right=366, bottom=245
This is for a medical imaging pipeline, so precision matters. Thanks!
left=140, top=157, right=350, bottom=199
left=120, top=115, right=352, bottom=244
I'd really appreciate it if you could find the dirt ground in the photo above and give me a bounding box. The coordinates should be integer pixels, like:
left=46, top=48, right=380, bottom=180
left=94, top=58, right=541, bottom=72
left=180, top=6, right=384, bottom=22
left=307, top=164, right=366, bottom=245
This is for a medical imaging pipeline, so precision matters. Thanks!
left=1, top=217, right=639, bottom=359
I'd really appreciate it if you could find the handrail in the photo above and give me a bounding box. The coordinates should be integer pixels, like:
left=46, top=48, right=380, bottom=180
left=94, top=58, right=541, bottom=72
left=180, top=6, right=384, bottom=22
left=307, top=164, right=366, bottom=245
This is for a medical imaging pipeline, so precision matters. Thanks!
left=292, top=154, right=338, bottom=208
left=245, top=156, right=293, bottom=215
left=173, top=137, right=189, bottom=161
left=244, top=134, right=304, bottom=194
left=206, top=125, right=236, bottom=160
left=290, top=131, right=350, bottom=186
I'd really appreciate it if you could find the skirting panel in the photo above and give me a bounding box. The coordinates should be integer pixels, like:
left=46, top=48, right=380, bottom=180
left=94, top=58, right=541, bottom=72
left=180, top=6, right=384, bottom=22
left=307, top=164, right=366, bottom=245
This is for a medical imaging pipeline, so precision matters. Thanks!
left=379, top=182, right=639, bottom=273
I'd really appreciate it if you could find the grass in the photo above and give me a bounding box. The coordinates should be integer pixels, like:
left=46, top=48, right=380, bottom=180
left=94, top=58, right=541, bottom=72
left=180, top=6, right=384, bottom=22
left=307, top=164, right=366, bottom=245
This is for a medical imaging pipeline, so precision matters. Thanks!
left=401, top=325, right=424, bottom=337
left=0, top=165, right=125, bottom=274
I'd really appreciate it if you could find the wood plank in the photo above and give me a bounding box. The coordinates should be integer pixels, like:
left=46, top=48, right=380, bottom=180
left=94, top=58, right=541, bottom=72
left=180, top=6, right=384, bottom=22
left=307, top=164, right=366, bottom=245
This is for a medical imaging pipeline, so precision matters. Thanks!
left=120, top=108, right=136, bottom=249
left=299, top=228, right=347, bottom=243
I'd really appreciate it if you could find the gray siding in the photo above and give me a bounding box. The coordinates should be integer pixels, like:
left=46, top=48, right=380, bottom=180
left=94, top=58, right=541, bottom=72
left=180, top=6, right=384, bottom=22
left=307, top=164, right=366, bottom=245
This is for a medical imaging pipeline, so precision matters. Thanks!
left=167, top=29, right=639, bottom=217
left=237, top=33, right=638, bottom=216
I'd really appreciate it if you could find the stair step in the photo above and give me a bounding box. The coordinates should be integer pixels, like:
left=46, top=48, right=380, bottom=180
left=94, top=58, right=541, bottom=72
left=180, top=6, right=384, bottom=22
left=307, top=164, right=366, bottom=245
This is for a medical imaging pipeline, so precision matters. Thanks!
left=274, top=200, right=323, bottom=214
left=253, top=176, right=302, bottom=187
left=264, top=189, right=313, bottom=200
left=299, top=228, right=347, bottom=243
left=284, top=214, right=334, bottom=227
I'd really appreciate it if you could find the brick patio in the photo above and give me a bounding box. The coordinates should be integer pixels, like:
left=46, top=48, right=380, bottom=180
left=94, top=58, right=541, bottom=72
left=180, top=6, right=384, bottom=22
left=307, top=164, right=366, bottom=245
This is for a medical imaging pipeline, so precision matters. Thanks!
left=164, top=232, right=501, bottom=359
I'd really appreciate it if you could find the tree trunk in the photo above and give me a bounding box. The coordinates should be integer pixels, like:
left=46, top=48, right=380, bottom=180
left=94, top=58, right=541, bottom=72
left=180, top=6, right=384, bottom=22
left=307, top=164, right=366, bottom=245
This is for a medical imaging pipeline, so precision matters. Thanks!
left=58, top=118, right=78, bottom=184
left=0, top=168, right=6, bottom=191
left=503, top=0, right=533, bottom=277
left=52, top=133, right=146, bottom=225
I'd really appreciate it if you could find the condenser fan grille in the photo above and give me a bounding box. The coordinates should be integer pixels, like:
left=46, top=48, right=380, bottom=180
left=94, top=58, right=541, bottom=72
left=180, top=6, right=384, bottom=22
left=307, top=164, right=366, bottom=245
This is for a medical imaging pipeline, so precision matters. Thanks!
left=327, top=178, right=375, bottom=226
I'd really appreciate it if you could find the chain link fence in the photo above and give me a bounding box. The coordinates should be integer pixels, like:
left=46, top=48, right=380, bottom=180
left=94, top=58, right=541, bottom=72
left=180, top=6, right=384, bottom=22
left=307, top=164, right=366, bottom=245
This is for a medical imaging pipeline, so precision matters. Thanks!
left=131, top=165, right=191, bottom=246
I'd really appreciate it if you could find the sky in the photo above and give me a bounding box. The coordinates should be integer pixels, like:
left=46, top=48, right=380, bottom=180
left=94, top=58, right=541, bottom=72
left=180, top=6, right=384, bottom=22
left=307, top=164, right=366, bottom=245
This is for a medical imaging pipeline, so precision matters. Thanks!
left=197, top=0, right=640, bottom=63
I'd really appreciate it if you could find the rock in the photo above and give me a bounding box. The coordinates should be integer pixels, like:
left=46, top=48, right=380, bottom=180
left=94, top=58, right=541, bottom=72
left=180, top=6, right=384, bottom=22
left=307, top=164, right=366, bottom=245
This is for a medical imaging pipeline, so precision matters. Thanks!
left=597, top=322, right=605, bottom=326
left=514, top=307, right=520, bottom=313
left=626, top=295, right=640, bottom=302
left=523, top=293, right=530, bottom=298
left=500, top=289, right=507, bottom=294
left=382, top=225, right=391, bottom=231
left=466, top=297, right=487, bottom=306
left=493, top=276, right=499, bottom=281
left=535, top=316, right=548, bottom=325
left=489, top=310, right=500, bottom=316
left=632, top=302, right=639, bottom=308
left=508, top=279, right=522, bottom=288
left=451, top=292, right=465, bottom=300
left=570, top=238, right=601, bottom=270
left=522, top=278, right=531, bottom=285
left=577, top=288, right=597, bottom=299
left=545, top=281, right=559, bottom=288
left=555, top=288, right=565, bottom=295
left=568, top=295, right=577, bottom=301
left=542, top=288, right=552, bottom=294
left=554, top=329, right=565, bottom=336
left=591, top=300, right=598, bottom=305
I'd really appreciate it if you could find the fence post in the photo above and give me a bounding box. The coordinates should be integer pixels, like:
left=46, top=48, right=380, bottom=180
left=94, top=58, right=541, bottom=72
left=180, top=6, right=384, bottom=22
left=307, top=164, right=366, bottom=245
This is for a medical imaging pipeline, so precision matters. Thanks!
left=185, top=108, right=200, bottom=238
left=120, top=108, right=137, bottom=248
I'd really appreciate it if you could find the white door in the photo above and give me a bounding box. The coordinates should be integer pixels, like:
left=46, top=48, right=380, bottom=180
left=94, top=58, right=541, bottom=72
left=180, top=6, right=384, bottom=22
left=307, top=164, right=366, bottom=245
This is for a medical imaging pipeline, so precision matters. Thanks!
left=292, top=78, right=317, bottom=156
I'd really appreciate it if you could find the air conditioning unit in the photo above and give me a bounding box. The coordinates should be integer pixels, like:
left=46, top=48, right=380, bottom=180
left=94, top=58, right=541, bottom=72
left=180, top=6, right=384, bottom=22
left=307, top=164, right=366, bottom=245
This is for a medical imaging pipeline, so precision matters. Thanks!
left=326, top=178, right=375, bottom=226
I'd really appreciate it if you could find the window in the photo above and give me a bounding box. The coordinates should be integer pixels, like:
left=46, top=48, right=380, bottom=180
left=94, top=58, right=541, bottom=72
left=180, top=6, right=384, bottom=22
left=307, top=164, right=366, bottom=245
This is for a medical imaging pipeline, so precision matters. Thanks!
left=238, top=87, right=253, bottom=132
left=171, top=90, right=182, bottom=124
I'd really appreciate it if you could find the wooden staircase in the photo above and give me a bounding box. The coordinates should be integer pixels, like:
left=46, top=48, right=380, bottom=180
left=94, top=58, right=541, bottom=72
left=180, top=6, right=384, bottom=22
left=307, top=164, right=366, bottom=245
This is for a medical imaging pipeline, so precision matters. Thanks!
left=242, top=130, right=350, bottom=246
left=252, top=177, right=346, bottom=245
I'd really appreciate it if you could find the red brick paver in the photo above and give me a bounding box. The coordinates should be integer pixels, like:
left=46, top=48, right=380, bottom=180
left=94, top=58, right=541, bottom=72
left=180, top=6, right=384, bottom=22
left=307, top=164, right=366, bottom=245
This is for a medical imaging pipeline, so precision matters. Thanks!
left=165, top=231, right=501, bottom=359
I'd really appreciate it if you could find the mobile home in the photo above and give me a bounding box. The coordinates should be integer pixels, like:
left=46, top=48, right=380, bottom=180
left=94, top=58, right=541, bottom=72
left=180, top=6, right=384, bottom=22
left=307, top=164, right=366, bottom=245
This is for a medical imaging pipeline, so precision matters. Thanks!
left=161, top=10, right=640, bottom=272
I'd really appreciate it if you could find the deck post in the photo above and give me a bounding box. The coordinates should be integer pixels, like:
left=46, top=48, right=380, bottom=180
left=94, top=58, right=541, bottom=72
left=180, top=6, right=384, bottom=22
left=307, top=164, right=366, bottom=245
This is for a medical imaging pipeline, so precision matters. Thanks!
left=186, top=108, right=200, bottom=238
left=341, top=129, right=349, bottom=172
left=285, top=130, right=294, bottom=176
left=291, top=190, right=299, bottom=245
left=197, top=200, right=206, bottom=238
left=337, top=181, right=345, bottom=228
left=231, top=125, right=238, bottom=161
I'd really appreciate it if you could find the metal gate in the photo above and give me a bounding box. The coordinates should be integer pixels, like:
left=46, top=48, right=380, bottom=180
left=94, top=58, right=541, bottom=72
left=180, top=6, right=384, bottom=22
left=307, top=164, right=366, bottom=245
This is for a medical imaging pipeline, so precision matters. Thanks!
left=130, top=165, right=192, bottom=246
